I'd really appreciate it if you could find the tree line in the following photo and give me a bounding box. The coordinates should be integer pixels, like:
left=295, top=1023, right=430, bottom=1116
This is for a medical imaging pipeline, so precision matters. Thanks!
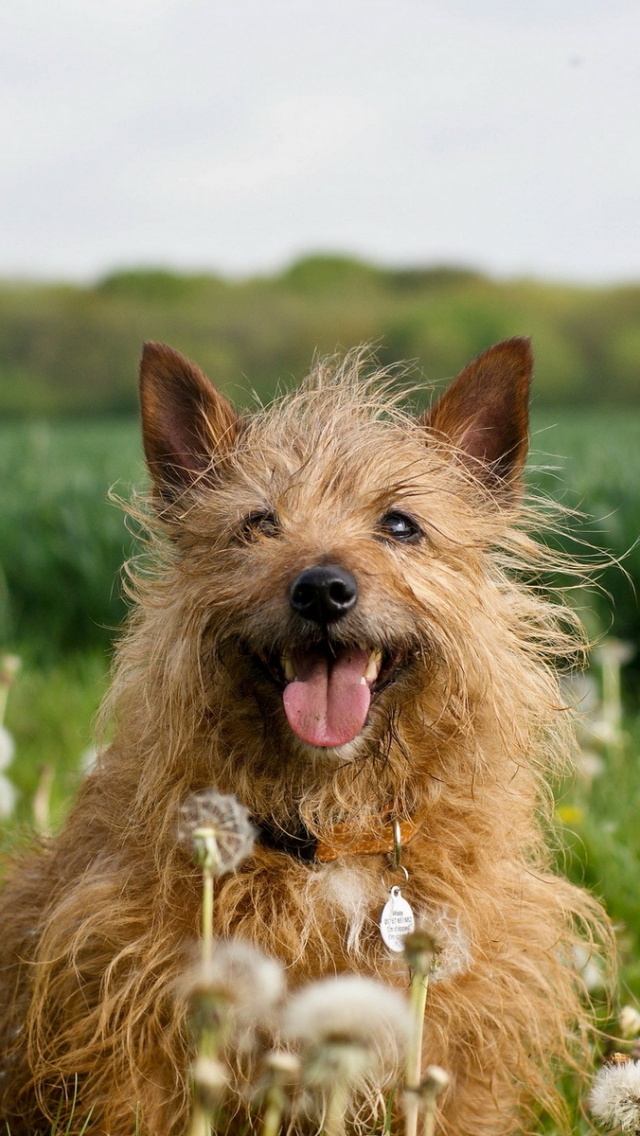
left=0, top=255, right=638, bottom=416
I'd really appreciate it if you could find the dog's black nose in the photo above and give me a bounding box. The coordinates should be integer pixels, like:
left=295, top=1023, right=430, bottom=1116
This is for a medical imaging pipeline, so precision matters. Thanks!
left=289, top=565, right=358, bottom=624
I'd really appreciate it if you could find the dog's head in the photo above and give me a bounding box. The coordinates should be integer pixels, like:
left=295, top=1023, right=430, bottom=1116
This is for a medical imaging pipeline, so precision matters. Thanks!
left=138, top=340, right=532, bottom=770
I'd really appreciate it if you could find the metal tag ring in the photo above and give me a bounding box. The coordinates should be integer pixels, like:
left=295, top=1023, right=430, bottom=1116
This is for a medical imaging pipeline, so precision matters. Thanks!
left=383, top=862, right=409, bottom=886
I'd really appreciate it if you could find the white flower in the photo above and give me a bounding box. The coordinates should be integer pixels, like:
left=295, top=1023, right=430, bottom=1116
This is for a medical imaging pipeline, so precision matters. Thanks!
left=0, top=773, right=17, bottom=819
left=594, top=640, right=635, bottom=668
left=178, top=790, right=255, bottom=876
left=587, top=718, right=620, bottom=747
left=573, top=944, right=605, bottom=993
left=282, top=975, right=411, bottom=1086
left=0, top=725, right=15, bottom=771
left=576, top=748, right=606, bottom=785
left=0, top=654, right=21, bottom=687
left=590, top=1059, right=640, bottom=1131
left=0, top=727, right=17, bottom=818
left=80, top=745, right=100, bottom=775
left=619, top=1006, right=640, bottom=1041
left=561, top=673, right=600, bottom=716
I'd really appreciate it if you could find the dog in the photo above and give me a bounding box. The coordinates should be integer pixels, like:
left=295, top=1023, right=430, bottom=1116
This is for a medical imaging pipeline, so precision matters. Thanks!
left=0, top=338, right=608, bottom=1134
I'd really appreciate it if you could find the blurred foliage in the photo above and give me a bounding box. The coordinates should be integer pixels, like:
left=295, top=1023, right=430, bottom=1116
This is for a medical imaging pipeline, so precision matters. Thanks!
left=557, top=699, right=640, bottom=1003
left=532, top=409, right=640, bottom=692
left=1, top=652, right=108, bottom=832
left=0, top=255, right=639, bottom=416
left=0, top=419, right=141, bottom=658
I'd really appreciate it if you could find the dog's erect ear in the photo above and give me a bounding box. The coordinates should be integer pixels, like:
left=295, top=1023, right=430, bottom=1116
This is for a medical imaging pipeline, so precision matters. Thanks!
left=139, top=342, right=241, bottom=501
left=421, top=337, right=532, bottom=493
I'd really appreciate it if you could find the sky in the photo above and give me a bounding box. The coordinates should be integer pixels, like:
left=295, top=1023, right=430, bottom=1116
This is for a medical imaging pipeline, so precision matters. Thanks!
left=2, top=0, right=640, bottom=284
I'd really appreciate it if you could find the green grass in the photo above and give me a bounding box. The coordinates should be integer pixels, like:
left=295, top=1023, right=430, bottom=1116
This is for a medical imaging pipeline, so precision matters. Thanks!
left=0, top=418, right=141, bottom=657
left=531, top=408, right=640, bottom=672
left=2, top=651, right=108, bottom=833
left=558, top=711, right=640, bottom=1002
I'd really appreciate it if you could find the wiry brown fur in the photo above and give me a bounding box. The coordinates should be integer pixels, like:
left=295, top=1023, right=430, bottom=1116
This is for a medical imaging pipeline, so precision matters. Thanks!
left=0, top=341, right=610, bottom=1135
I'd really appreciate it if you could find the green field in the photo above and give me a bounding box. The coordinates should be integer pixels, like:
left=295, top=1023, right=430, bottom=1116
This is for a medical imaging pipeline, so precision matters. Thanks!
left=0, top=405, right=639, bottom=1133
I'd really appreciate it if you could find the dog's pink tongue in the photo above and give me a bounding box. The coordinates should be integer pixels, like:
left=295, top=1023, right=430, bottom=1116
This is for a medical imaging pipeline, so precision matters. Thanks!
left=282, top=649, right=371, bottom=747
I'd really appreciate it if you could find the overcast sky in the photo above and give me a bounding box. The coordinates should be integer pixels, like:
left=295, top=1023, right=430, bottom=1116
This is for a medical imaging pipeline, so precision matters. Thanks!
left=2, top=0, right=639, bottom=284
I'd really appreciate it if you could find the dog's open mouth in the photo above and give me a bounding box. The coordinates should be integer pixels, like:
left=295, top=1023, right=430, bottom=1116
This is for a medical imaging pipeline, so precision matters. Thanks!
left=260, top=644, right=403, bottom=748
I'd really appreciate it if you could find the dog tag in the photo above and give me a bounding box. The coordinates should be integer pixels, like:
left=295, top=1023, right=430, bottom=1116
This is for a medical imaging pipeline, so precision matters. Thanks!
left=379, top=885, right=415, bottom=952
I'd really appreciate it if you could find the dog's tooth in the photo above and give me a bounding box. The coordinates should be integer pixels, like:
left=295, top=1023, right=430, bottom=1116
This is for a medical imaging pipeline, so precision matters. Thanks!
left=364, top=648, right=383, bottom=682
left=282, top=653, right=295, bottom=681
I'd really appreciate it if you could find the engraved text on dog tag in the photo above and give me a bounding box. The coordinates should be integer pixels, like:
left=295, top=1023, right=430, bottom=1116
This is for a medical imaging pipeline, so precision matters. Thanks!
left=379, top=885, right=415, bottom=952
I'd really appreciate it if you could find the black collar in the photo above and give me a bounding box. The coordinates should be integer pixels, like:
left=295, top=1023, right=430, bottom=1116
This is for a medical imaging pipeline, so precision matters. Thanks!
left=255, top=817, right=318, bottom=862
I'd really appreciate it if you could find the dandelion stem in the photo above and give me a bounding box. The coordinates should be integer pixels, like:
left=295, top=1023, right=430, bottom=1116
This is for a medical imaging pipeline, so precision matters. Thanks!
left=0, top=655, right=20, bottom=728
left=323, top=1080, right=349, bottom=1136
left=0, top=685, right=8, bottom=729
left=601, top=650, right=623, bottom=736
left=261, top=1084, right=286, bottom=1136
left=408, top=970, right=429, bottom=1082
left=260, top=1051, right=299, bottom=1136
left=201, top=865, right=214, bottom=965
left=187, top=1103, right=211, bottom=1136
left=404, top=971, right=429, bottom=1136
left=188, top=827, right=221, bottom=1136
left=178, top=797, right=255, bottom=1136
left=423, top=1095, right=436, bottom=1136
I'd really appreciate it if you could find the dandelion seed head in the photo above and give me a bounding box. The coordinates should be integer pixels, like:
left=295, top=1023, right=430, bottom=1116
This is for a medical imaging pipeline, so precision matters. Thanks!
left=282, top=975, right=411, bottom=1083
left=576, top=748, right=606, bottom=785
left=0, top=773, right=17, bottom=819
left=587, top=718, right=620, bottom=747
left=403, top=928, right=439, bottom=977
left=421, top=1065, right=451, bottom=1097
left=573, top=943, right=605, bottom=993
left=594, top=639, right=635, bottom=668
left=620, top=1006, right=640, bottom=1041
left=0, top=654, right=21, bottom=687
left=0, top=725, right=15, bottom=771
left=561, top=672, right=599, bottom=716
left=185, top=939, right=285, bottom=1029
left=178, top=790, right=255, bottom=875
left=80, top=745, right=100, bottom=775
left=304, top=1038, right=372, bottom=1090
left=264, top=1049, right=302, bottom=1080
left=590, top=1059, right=640, bottom=1131
left=422, top=906, right=473, bottom=983
left=192, top=1055, right=228, bottom=1109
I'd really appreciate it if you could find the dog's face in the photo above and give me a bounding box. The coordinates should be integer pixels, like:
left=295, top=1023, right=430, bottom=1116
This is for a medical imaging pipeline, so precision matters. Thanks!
left=139, top=341, right=532, bottom=768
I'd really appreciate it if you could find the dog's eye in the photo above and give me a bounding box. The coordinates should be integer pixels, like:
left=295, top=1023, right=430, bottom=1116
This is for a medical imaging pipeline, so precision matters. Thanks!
left=376, top=510, right=423, bottom=544
left=237, top=510, right=281, bottom=541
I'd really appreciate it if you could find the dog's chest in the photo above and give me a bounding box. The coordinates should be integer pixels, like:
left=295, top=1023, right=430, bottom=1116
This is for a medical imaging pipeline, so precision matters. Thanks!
left=304, top=860, right=412, bottom=957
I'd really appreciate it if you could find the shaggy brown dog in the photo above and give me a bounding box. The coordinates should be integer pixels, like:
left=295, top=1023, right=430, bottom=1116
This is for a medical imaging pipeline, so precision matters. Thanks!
left=0, top=339, right=608, bottom=1135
